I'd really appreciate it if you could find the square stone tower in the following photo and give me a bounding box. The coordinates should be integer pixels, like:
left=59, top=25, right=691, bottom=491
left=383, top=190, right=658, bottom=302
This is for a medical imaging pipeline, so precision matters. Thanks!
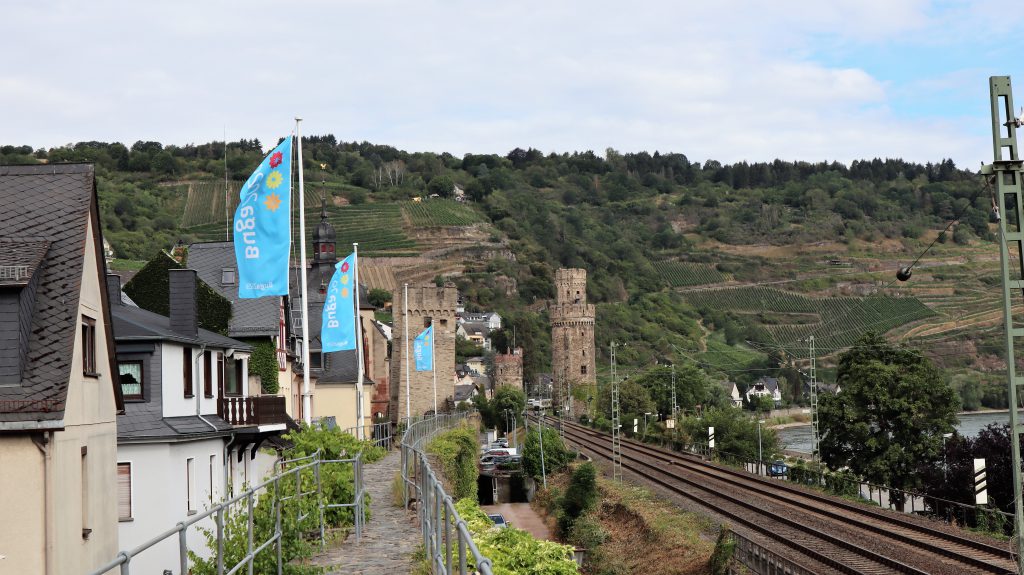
left=390, top=283, right=458, bottom=422
left=494, top=347, right=524, bottom=390
left=550, top=268, right=596, bottom=416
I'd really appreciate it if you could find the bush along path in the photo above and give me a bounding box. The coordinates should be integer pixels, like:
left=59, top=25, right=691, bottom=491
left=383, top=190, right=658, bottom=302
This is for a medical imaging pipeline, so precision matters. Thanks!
left=305, top=449, right=421, bottom=574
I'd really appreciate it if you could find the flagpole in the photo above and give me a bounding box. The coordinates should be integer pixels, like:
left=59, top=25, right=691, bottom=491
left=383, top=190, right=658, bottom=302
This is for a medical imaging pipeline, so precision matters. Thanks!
left=404, top=283, right=410, bottom=425
left=353, top=242, right=365, bottom=440
left=432, top=322, right=437, bottom=415
left=296, top=118, right=312, bottom=426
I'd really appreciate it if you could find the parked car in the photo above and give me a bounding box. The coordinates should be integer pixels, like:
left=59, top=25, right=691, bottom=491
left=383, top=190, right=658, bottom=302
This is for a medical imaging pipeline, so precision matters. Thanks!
left=483, top=449, right=511, bottom=457
left=487, top=514, right=509, bottom=528
left=768, top=460, right=789, bottom=477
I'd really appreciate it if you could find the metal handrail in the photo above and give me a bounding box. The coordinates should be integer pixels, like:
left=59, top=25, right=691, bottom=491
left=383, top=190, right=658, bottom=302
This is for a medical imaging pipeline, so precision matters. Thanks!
left=400, top=413, right=495, bottom=575
left=88, top=450, right=365, bottom=575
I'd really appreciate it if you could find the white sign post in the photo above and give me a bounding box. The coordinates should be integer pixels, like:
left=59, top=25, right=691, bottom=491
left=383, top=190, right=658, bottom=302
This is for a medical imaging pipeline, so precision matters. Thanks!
left=975, top=458, right=988, bottom=505
left=708, top=426, right=715, bottom=449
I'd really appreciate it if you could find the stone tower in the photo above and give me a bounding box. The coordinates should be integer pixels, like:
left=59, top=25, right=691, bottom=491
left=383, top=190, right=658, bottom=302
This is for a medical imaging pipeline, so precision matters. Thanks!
left=390, top=283, right=458, bottom=422
left=550, top=268, right=596, bottom=416
left=494, top=347, right=524, bottom=390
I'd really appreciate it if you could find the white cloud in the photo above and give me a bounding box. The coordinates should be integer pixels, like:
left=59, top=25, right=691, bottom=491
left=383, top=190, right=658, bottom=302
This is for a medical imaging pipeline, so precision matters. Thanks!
left=0, top=0, right=1020, bottom=167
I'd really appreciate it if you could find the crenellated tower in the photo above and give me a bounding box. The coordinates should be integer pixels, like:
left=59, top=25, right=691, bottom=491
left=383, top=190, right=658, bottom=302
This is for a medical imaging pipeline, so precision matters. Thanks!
left=549, top=268, right=596, bottom=416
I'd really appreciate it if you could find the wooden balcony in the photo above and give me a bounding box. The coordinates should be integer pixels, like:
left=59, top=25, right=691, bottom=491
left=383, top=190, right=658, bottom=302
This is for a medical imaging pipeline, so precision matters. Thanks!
left=218, top=395, right=289, bottom=426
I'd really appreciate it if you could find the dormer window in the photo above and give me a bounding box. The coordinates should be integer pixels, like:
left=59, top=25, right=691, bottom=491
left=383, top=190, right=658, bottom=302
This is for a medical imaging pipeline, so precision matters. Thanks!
left=221, top=268, right=236, bottom=285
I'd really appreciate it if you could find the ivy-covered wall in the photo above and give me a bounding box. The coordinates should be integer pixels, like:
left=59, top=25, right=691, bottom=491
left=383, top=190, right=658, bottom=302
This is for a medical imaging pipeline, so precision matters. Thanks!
left=123, top=251, right=232, bottom=335
left=244, top=338, right=280, bottom=394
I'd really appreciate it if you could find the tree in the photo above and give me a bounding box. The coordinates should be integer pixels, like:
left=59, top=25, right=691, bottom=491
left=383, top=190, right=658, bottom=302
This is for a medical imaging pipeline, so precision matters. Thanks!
left=427, top=175, right=455, bottom=198
left=490, top=385, right=527, bottom=433
left=367, top=288, right=392, bottom=309
left=819, top=333, right=958, bottom=507
left=522, top=426, right=574, bottom=479
left=557, top=462, right=598, bottom=536
left=596, top=376, right=655, bottom=424
left=680, top=407, right=774, bottom=462
left=634, top=363, right=710, bottom=418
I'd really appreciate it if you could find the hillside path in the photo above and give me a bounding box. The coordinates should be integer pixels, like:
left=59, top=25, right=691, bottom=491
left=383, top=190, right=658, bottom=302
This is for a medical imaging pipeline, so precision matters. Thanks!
left=304, top=449, right=421, bottom=574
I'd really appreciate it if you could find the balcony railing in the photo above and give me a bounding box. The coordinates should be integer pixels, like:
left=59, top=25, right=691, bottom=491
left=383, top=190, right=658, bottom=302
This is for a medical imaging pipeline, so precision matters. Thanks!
left=218, top=395, right=289, bottom=426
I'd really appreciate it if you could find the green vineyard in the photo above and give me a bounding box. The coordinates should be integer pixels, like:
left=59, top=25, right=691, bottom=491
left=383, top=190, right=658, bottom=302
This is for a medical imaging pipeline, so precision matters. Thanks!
left=656, top=261, right=727, bottom=286
left=180, top=181, right=242, bottom=228
left=683, top=286, right=937, bottom=353
left=402, top=200, right=484, bottom=227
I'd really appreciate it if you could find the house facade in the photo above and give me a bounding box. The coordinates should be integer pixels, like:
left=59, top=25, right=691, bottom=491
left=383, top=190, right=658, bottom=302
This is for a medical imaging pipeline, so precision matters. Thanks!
left=110, top=269, right=287, bottom=574
left=0, top=164, right=124, bottom=574
left=719, top=381, right=743, bottom=408
left=746, top=376, right=783, bottom=407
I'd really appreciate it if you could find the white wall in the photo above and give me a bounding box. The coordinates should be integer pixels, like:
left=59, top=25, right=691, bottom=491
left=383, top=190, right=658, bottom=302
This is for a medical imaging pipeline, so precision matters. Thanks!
left=117, top=439, right=224, bottom=575
left=161, top=342, right=225, bottom=418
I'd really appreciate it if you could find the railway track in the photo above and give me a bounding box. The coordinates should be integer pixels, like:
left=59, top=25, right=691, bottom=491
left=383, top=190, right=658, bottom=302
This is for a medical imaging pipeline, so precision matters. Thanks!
left=548, top=418, right=1017, bottom=575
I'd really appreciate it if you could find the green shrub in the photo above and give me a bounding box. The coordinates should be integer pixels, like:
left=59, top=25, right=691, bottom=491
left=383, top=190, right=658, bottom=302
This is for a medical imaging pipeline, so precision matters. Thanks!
left=557, top=463, right=599, bottom=536
left=454, top=498, right=579, bottom=574
left=246, top=339, right=280, bottom=394
left=427, top=424, right=479, bottom=500
left=710, top=526, right=736, bottom=575
left=523, top=427, right=574, bottom=480
left=567, top=514, right=607, bottom=549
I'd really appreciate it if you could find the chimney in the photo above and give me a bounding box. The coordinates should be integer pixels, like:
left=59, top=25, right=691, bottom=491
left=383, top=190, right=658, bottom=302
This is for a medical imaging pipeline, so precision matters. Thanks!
left=169, top=269, right=198, bottom=337
left=106, top=273, right=122, bottom=307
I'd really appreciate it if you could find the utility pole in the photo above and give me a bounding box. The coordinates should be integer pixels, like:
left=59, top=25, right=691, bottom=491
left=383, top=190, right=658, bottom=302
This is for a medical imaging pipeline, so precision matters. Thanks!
left=671, top=363, right=677, bottom=424
left=988, top=75, right=1024, bottom=575
left=611, top=342, right=623, bottom=482
left=808, top=335, right=819, bottom=463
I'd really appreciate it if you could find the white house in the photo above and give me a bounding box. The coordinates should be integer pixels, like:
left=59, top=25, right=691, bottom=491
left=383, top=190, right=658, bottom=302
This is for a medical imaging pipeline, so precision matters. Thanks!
left=719, top=381, right=743, bottom=408
left=460, top=311, right=502, bottom=330
left=745, top=376, right=783, bottom=407
left=110, top=269, right=289, bottom=574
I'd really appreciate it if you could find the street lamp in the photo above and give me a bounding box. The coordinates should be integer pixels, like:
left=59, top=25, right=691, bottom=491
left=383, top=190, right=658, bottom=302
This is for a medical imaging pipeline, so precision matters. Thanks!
left=758, top=419, right=765, bottom=475
left=644, top=412, right=653, bottom=437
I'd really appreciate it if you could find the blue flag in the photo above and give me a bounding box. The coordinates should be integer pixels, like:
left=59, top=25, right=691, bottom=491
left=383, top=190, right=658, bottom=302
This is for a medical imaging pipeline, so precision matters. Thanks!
left=321, top=253, right=357, bottom=352
left=234, top=138, right=292, bottom=298
left=414, top=325, right=434, bottom=371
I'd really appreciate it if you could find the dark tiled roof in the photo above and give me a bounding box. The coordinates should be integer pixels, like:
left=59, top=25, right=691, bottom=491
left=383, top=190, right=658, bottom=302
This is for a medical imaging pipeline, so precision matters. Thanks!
left=755, top=377, right=780, bottom=392
left=118, top=412, right=234, bottom=441
left=111, top=303, right=251, bottom=350
left=0, top=239, right=50, bottom=286
left=187, top=242, right=280, bottom=338
left=319, top=348, right=375, bottom=386
left=0, top=164, right=122, bottom=425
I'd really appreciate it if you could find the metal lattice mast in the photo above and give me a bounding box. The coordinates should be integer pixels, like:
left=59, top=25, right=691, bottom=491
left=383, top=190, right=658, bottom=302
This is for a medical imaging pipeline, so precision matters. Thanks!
left=671, top=363, right=677, bottom=420
left=611, top=342, right=622, bottom=481
left=809, top=335, right=820, bottom=463
left=989, top=75, right=1024, bottom=574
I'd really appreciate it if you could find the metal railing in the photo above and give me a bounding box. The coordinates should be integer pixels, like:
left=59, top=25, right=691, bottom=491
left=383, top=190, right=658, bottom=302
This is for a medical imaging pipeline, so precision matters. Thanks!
left=400, top=413, right=495, bottom=575
left=340, top=420, right=394, bottom=451
left=89, top=451, right=365, bottom=575
left=729, top=529, right=815, bottom=575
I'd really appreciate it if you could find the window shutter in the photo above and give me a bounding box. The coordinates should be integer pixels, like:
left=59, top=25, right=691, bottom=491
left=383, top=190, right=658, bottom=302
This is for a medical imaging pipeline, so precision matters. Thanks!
left=117, top=463, right=132, bottom=520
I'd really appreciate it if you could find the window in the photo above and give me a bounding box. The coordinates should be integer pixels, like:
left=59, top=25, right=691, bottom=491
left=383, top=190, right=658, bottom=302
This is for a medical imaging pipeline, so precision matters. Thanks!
left=310, top=352, right=322, bottom=369
left=221, top=267, right=236, bottom=285
left=423, top=316, right=432, bottom=328
left=82, top=316, right=97, bottom=376
left=186, top=457, right=196, bottom=514
left=204, top=350, right=213, bottom=398
left=183, top=346, right=193, bottom=398
left=581, top=365, right=588, bottom=375
left=118, top=361, right=144, bottom=400
left=117, top=463, right=132, bottom=521
left=224, top=357, right=242, bottom=396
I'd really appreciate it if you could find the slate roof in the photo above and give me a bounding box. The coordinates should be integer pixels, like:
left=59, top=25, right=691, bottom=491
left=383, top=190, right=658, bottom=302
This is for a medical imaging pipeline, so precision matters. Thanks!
left=754, top=377, right=780, bottom=392
left=454, top=383, right=476, bottom=402
left=111, top=302, right=252, bottom=351
left=187, top=242, right=280, bottom=338
left=0, top=164, right=123, bottom=426
left=118, top=413, right=235, bottom=442
left=0, top=239, right=50, bottom=286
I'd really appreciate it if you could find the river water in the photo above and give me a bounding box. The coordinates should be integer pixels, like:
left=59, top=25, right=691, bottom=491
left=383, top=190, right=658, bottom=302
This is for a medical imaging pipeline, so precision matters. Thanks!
left=778, top=411, right=1015, bottom=454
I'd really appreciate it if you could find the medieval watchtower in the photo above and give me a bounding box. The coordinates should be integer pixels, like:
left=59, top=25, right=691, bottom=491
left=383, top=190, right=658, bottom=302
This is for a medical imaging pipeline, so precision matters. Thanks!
left=390, top=283, right=458, bottom=422
left=550, top=268, right=596, bottom=415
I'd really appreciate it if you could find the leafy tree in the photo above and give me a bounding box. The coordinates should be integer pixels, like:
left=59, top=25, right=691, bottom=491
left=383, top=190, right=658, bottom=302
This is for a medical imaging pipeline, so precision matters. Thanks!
left=819, top=333, right=958, bottom=507
left=680, top=407, right=774, bottom=462
left=634, top=363, right=710, bottom=418
left=427, top=174, right=455, bottom=198
left=522, top=426, right=574, bottom=480
left=456, top=335, right=485, bottom=363
left=596, top=376, right=655, bottom=424
left=490, top=385, right=527, bottom=433
left=367, top=288, right=392, bottom=308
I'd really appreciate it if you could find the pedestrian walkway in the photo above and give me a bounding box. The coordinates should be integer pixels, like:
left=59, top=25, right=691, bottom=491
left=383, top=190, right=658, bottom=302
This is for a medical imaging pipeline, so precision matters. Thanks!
left=304, top=449, right=421, bottom=574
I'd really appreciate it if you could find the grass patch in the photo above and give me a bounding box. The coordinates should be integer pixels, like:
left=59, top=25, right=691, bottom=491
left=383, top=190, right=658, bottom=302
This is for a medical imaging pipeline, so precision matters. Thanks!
left=110, top=258, right=148, bottom=271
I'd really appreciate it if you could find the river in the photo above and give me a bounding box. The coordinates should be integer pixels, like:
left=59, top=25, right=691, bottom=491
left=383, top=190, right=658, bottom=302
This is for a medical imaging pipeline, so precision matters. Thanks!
left=777, top=410, right=1015, bottom=454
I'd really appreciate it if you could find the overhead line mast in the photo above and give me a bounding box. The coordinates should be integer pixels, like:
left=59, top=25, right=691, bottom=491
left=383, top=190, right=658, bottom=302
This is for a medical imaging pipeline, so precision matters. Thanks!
left=988, top=75, right=1024, bottom=575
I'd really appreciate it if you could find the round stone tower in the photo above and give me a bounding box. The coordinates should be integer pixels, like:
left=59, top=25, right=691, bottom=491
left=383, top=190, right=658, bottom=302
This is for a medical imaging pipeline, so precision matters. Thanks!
left=549, top=268, right=596, bottom=415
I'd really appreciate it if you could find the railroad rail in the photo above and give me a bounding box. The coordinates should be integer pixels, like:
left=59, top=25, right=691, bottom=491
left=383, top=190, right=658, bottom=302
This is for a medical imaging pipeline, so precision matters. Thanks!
left=552, top=418, right=1016, bottom=575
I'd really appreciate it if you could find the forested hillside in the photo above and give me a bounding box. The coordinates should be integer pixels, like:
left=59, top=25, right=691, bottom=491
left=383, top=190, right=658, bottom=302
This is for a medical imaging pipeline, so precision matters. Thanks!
left=1, top=139, right=1003, bottom=406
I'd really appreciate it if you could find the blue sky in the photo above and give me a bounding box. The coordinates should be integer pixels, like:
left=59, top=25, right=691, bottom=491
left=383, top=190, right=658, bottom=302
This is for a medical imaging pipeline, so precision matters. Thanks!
left=2, top=0, right=1022, bottom=168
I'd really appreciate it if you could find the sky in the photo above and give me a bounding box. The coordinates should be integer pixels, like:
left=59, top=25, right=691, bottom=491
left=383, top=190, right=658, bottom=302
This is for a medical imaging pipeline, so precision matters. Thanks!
left=2, top=0, right=1023, bottom=168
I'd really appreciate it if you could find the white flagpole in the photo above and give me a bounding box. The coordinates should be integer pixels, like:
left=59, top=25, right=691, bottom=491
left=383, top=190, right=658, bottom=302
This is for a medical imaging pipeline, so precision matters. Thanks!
left=296, top=118, right=312, bottom=425
left=353, top=243, right=365, bottom=440
left=432, top=322, right=437, bottom=414
left=404, top=283, right=410, bottom=424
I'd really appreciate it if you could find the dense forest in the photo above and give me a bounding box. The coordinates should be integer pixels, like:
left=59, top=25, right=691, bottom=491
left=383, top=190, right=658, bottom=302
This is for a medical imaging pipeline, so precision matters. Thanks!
left=0, top=139, right=995, bottom=399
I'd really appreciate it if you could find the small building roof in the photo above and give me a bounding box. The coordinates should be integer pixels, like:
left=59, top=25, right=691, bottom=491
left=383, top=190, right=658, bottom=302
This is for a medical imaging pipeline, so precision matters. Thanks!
left=188, top=242, right=280, bottom=338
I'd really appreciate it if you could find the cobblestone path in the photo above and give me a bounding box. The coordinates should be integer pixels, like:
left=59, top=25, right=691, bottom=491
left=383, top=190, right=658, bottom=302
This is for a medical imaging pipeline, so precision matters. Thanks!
left=307, top=449, right=421, bottom=574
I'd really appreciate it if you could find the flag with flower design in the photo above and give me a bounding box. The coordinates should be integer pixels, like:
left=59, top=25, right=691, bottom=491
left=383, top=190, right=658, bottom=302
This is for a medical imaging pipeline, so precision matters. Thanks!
left=233, top=137, right=292, bottom=298
left=414, top=324, right=434, bottom=371
left=321, top=253, right=358, bottom=352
